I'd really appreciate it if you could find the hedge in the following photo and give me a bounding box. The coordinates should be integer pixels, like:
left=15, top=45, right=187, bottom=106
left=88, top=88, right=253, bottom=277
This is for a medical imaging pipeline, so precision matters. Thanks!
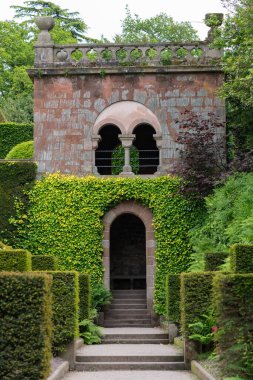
left=0, top=122, right=33, bottom=158
left=32, top=255, right=58, bottom=271
left=13, top=173, right=199, bottom=315
left=47, top=271, right=79, bottom=355
left=230, top=244, right=253, bottom=273
left=213, top=273, right=253, bottom=378
left=204, top=252, right=228, bottom=271
left=0, top=240, right=12, bottom=250
left=0, top=161, right=37, bottom=244
left=166, top=274, right=180, bottom=323
left=0, top=272, right=52, bottom=380
left=6, top=140, right=34, bottom=159
left=0, top=249, right=32, bottom=272
left=79, top=273, right=91, bottom=320
left=180, top=272, right=214, bottom=337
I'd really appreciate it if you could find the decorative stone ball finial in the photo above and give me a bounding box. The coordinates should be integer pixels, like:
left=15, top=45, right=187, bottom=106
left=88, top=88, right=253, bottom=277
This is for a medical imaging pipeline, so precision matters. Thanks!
left=205, top=13, right=223, bottom=42
left=35, top=16, right=55, bottom=44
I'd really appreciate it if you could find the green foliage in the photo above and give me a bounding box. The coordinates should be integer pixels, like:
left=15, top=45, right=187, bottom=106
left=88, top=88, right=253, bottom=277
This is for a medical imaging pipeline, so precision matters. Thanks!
left=0, top=249, right=31, bottom=272
left=91, top=283, right=112, bottom=313
left=0, top=272, right=52, bottom=379
left=1, top=93, right=34, bottom=123
left=188, top=312, right=216, bottom=345
left=12, top=174, right=198, bottom=315
left=189, top=173, right=253, bottom=260
left=213, top=273, right=253, bottom=378
left=204, top=252, right=228, bottom=271
left=180, top=272, right=214, bottom=338
left=45, top=271, right=79, bottom=356
left=79, top=319, right=103, bottom=345
left=165, top=274, right=180, bottom=323
left=0, top=161, right=37, bottom=244
left=114, top=5, right=198, bottom=43
left=112, top=145, right=139, bottom=175
left=32, top=255, right=58, bottom=271
left=0, top=241, right=12, bottom=250
left=230, top=244, right=253, bottom=273
left=79, top=273, right=91, bottom=320
left=0, top=123, right=33, bottom=158
left=6, top=140, right=34, bottom=159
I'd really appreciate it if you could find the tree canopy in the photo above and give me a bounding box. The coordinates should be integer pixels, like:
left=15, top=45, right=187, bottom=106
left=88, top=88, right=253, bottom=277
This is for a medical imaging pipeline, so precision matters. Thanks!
left=114, top=6, right=199, bottom=43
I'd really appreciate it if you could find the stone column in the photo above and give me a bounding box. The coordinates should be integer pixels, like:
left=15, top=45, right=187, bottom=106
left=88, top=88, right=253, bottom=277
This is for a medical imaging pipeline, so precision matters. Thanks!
left=34, top=16, right=55, bottom=66
left=154, top=135, right=165, bottom=175
left=119, top=134, right=135, bottom=176
left=91, top=135, right=101, bottom=175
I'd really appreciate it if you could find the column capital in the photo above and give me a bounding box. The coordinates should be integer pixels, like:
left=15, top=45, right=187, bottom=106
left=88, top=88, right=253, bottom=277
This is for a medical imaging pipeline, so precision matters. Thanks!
left=91, top=134, right=101, bottom=149
left=119, top=134, right=135, bottom=148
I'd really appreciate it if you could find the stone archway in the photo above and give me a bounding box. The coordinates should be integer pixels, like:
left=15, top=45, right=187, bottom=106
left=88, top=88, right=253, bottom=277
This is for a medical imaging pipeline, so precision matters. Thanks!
left=103, top=200, right=155, bottom=310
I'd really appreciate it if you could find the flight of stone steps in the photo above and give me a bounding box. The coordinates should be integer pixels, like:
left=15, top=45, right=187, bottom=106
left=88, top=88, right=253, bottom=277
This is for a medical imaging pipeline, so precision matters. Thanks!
left=103, top=289, right=152, bottom=327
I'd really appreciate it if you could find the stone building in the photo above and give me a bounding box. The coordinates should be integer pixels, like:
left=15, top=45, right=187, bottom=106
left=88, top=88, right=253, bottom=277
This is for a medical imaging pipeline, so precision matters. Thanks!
left=29, top=16, right=225, bottom=319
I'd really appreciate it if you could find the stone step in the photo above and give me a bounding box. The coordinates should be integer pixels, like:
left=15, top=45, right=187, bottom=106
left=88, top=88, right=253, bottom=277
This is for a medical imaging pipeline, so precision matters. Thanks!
left=111, top=298, right=147, bottom=304
left=74, top=362, right=186, bottom=371
left=76, top=354, right=184, bottom=362
left=102, top=338, right=169, bottom=343
left=109, top=303, right=147, bottom=309
left=105, top=309, right=150, bottom=316
left=103, top=323, right=153, bottom=328
left=112, top=294, right=146, bottom=299
left=105, top=314, right=151, bottom=320
left=104, top=318, right=151, bottom=324
left=102, top=332, right=168, bottom=340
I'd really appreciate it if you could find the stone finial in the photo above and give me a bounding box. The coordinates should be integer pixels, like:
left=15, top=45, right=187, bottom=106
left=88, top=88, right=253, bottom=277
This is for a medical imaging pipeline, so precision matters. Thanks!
left=205, top=13, right=223, bottom=42
left=35, top=16, right=55, bottom=45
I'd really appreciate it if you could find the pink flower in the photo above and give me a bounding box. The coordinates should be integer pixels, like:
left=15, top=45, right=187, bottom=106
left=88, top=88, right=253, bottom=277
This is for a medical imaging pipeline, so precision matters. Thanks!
left=212, top=325, right=218, bottom=332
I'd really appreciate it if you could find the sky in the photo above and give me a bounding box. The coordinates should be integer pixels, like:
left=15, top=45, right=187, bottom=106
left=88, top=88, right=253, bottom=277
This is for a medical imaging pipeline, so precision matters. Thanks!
left=1, top=0, right=226, bottom=40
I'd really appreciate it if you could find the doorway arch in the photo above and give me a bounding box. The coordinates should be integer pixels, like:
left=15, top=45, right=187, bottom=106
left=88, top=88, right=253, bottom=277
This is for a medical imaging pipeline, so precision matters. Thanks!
left=103, top=201, right=155, bottom=310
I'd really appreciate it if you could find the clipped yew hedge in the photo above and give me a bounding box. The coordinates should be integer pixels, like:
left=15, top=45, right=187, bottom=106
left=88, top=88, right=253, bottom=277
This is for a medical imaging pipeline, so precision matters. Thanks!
left=230, top=244, right=253, bottom=273
left=213, top=273, right=253, bottom=378
left=180, top=272, right=214, bottom=337
left=0, top=249, right=31, bottom=272
left=204, top=252, right=228, bottom=271
left=0, top=122, right=33, bottom=158
left=0, top=272, right=52, bottom=380
left=13, top=174, right=198, bottom=315
left=79, top=273, right=91, bottom=320
left=47, top=271, right=79, bottom=355
left=166, top=273, right=180, bottom=323
left=32, top=255, right=58, bottom=271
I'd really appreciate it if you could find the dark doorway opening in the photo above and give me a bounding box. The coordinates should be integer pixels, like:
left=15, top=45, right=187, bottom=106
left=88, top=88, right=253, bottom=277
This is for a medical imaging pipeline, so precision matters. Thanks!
left=110, top=213, right=146, bottom=290
left=133, top=124, right=159, bottom=174
left=95, top=125, right=121, bottom=175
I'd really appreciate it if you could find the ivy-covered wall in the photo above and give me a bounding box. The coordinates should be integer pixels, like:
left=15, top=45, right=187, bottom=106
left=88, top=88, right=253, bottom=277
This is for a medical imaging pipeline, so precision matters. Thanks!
left=13, top=173, right=198, bottom=315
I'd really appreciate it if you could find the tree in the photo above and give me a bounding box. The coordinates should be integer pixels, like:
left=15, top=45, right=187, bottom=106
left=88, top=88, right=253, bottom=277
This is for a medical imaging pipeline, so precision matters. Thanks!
left=11, top=0, right=87, bottom=41
left=114, top=6, right=198, bottom=43
left=214, top=0, right=253, bottom=151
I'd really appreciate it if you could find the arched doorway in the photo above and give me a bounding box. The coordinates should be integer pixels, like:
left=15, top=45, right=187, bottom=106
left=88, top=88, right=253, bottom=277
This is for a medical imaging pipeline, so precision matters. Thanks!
left=95, top=124, right=121, bottom=175
left=103, top=201, right=155, bottom=310
left=110, top=214, right=146, bottom=290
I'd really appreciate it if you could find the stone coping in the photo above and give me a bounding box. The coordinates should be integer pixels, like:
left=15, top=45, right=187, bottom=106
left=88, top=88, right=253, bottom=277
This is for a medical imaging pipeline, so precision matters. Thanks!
left=191, top=360, right=218, bottom=380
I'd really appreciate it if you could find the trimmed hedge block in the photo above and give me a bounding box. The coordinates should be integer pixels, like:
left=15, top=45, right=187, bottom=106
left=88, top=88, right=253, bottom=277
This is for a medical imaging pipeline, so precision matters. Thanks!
left=0, top=241, right=12, bottom=250
left=231, top=244, right=253, bottom=273
left=0, top=272, right=52, bottom=380
left=0, top=249, right=31, bottom=272
left=166, top=274, right=180, bottom=323
left=180, top=272, right=214, bottom=337
left=204, top=252, right=228, bottom=271
left=0, top=122, right=33, bottom=158
left=47, top=271, right=79, bottom=355
left=79, top=273, right=91, bottom=320
left=32, top=255, right=58, bottom=271
left=213, top=273, right=253, bottom=378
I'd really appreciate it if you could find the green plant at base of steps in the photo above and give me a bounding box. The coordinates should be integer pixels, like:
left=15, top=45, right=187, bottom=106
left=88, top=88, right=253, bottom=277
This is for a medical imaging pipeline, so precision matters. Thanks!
left=79, top=319, right=103, bottom=345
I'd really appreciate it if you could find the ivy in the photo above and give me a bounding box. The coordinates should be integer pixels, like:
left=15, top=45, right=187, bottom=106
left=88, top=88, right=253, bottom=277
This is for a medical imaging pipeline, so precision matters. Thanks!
left=12, top=174, right=198, bottom=315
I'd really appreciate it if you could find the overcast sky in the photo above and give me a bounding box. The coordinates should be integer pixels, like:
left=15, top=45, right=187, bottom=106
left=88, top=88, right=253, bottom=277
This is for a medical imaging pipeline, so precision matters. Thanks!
left=1, top=0, right=226, bottom=40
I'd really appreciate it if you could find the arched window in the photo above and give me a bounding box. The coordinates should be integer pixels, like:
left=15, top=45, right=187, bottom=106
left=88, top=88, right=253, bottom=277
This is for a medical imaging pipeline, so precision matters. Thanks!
left=95, top=125, right=121, bottom=175
left=133, top=124, right=159, bottom=174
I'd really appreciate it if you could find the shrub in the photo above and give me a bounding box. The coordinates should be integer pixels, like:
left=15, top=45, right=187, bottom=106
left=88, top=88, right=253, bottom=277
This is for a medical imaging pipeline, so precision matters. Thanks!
left=0, top=161, right=36, bottom=244
left=0, top=122, right=33, bottom=158
left=32, top=255, right=58, bottom=271
left=0, top=272, right=52, bottom=380
left=12, top=173, right=199, bottom=315
left=204, top=252, right=228, bottom=271
left=0, top=249, right=31, bottom=272
left=5, top=140, right=34, bottom=159
left=0, top=240, right=12, bottom=250
left=79, top=273, right=91, bottom=320
left=91, top=283, right=112, bottom=313
left=213, top=273, right=253, bottom=378
left=230, top=244, right=253, bottom=273
left=166, top=274, right=180, bottom=323
left=180, top=272, right=214, bottom=338
left=47, top=271, right=79, bottom=356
